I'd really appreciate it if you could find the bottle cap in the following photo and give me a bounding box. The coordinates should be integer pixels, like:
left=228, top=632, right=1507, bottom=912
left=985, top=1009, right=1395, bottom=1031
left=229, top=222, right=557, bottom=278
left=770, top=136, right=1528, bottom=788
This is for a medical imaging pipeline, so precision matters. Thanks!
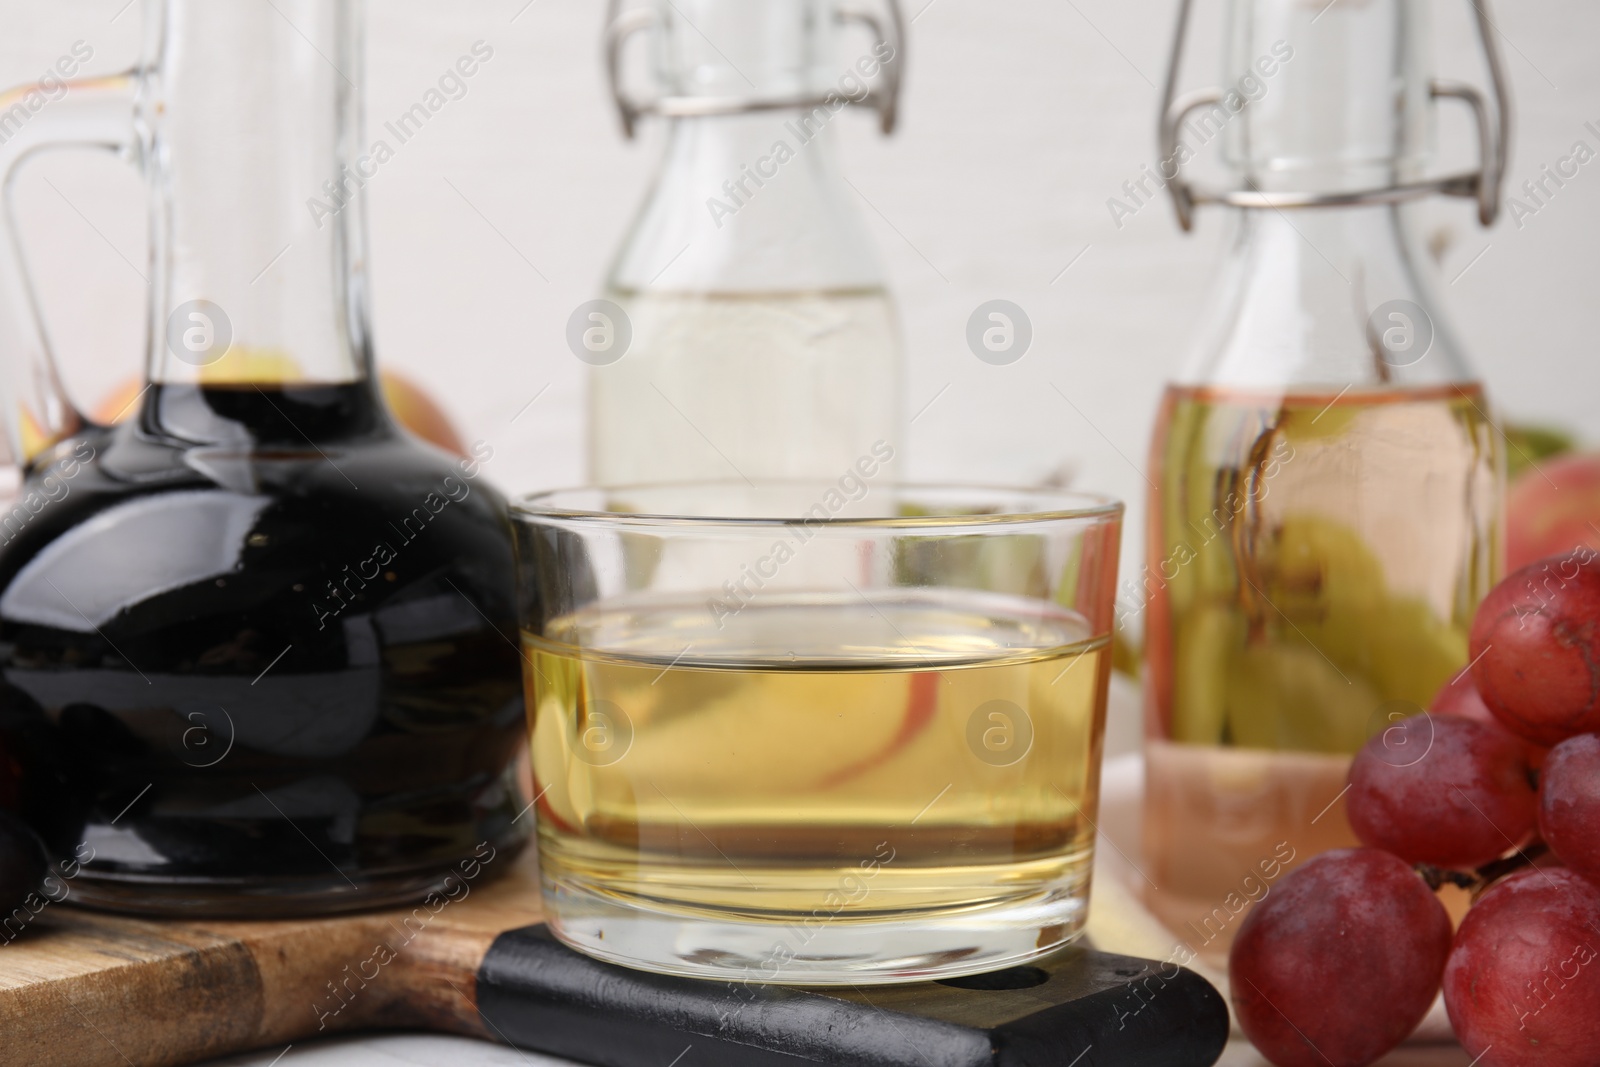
left=1221, top=0, right=1431, bottom=192
left=605, top=0, right=904, bottom=137
left=1157, top=0, right=1509, bottom=229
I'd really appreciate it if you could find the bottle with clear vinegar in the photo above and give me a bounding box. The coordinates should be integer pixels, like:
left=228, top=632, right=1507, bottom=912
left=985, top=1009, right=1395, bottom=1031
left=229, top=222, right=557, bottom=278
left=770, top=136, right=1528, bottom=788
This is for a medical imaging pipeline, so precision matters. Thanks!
left=590, top=0, right=906, bottom=485
left=1141, top=0, right=1508, bottom=952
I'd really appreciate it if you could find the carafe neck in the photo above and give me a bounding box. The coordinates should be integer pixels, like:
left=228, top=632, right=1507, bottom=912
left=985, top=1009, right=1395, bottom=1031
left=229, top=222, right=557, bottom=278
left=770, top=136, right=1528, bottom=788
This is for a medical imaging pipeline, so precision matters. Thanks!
left=142, top=0, right=376, bottom=396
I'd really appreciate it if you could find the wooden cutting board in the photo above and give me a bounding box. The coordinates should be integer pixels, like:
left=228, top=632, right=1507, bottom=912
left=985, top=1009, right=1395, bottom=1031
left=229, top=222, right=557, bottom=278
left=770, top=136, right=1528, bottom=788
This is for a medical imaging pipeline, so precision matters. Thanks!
left=0, top=844, right=1230, bottom=1067
left=0, top=843, right=535, bottom=1066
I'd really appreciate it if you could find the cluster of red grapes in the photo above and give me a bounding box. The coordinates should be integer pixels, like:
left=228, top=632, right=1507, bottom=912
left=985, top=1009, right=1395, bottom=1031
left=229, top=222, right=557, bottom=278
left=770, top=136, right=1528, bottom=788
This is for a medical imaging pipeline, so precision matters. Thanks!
left=1230, top=549, right=1600, bottom=1067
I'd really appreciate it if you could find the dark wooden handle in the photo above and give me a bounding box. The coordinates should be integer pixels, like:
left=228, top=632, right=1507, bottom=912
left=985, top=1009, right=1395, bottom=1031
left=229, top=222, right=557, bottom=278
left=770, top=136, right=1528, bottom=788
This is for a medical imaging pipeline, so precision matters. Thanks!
left=476, top=926, right=1231, bottom=1067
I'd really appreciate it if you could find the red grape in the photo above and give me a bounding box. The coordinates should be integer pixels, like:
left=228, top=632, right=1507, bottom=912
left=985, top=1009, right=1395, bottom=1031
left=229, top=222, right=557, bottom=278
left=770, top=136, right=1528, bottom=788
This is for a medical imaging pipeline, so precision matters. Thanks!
left=1430, top=666, right=1548, bottom=769
left=1444, top=867, right=1600, bottom=1067
left=1470, top=550, right=1600, bottom=746
left=1230, top=848, right=1451, bottom=1067
left=1538, top=733, right=1600, bottom=885
left=1346, top=712, right=1536, bottom=869
left=1430, top=665, right=1496, bottom=723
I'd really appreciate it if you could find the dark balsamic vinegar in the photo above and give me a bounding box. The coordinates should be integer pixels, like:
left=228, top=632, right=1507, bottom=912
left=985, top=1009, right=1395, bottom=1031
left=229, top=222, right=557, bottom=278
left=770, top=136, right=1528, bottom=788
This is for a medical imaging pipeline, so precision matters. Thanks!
left=0, top=382, right=528, bottom=915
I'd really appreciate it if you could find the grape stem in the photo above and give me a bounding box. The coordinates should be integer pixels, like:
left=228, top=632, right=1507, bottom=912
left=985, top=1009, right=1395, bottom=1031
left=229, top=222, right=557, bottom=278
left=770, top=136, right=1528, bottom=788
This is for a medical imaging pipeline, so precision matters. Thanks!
left=1415, top=864, right=1476, bottom=893
left=1414, top=842, right=1551, bottom=898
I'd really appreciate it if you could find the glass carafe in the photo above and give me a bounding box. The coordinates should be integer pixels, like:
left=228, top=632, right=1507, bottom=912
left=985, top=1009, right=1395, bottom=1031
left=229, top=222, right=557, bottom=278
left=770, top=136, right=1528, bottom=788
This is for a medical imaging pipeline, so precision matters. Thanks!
left=589, top=0, right=906, bottom=485
left=1141, top=0, right=1508, bottom=957
left=0, top=0, right=527, bottom=915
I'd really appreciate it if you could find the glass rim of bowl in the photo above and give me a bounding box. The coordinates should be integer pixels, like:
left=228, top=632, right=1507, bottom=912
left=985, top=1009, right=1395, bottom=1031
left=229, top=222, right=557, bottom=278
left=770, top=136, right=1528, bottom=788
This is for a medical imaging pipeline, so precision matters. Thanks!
left=511, top=481, right=1123, bottom=529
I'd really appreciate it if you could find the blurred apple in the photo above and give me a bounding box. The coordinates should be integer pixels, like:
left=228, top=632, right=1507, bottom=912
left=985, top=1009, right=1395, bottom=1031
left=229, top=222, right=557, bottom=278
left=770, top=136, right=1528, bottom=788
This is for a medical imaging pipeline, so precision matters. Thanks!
left=378, top=371, right=468, bottom=457
left=1506, top=451, right=1600, bottom=572
left=91, top=369, right=467, bottom=457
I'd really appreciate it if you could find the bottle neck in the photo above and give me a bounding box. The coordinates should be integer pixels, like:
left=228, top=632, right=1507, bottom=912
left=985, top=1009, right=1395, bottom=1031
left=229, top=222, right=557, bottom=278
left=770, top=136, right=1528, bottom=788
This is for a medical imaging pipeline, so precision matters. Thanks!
left=1180, top=203, right=1475, bottom=392
left=610, top=0, right=887, bottom=294
left=1180, top=1, right=1474, bottom=393
left=142, top=0, right=374, bottom=394
left=653, top=0, right=836, bottom=101
left=609, top=110, right=886, bottom=294
left=1224, top=0, right=1431, bottom=196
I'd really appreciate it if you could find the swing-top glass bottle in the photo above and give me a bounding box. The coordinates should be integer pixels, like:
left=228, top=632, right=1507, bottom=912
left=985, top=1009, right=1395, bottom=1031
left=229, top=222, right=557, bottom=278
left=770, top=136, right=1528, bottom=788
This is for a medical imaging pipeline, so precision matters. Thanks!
left=589, top=0, right=906, bottom=485
left=1141, top=0, right=1509, bottom=957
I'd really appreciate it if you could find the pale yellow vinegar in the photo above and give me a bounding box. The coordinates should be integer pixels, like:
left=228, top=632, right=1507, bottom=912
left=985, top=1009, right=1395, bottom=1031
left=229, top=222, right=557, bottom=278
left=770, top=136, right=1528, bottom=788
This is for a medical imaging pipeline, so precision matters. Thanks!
left=588, top=288, right=900, bottom=485
left=525, top=589, right=1109, bottom=922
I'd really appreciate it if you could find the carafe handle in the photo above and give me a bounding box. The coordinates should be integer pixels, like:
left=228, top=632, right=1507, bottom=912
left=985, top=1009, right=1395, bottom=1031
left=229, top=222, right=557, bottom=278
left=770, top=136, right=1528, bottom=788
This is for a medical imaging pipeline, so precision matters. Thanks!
left=0, top=70, right=140, bottom=468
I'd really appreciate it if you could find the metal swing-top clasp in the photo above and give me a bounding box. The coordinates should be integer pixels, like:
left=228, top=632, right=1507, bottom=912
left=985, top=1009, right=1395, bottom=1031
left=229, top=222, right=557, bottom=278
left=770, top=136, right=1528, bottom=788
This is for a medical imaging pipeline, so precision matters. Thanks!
left=604, top=0, right=905, bottom=138
left=1158, top=0, right=1511, bottom=230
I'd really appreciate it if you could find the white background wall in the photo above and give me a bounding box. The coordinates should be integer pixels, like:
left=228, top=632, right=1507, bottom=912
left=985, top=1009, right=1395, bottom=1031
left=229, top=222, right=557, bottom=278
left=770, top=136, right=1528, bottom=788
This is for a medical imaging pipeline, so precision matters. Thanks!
left=2, top=0, right=1598, bottom=585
